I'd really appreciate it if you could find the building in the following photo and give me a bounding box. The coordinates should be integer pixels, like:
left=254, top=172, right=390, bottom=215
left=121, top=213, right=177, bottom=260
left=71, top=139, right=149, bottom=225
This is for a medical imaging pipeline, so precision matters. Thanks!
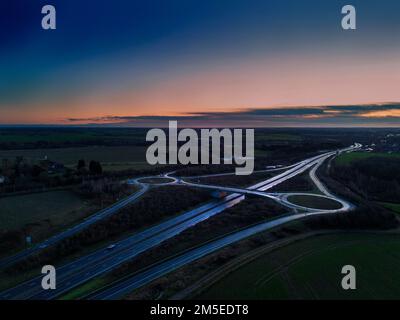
left=39, top=159, right=65, bottom=174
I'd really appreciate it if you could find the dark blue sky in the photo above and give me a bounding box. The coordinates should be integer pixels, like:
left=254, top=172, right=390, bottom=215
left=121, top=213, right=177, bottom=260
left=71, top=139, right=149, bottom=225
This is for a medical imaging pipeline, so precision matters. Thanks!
left=1, top=0, right=399, bottom=126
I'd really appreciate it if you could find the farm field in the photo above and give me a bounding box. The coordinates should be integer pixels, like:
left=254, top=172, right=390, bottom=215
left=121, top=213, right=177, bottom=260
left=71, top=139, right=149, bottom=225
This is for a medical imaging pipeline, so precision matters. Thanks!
left=336, top=151, right=400, bottom=165
left=0, top=146, right=148, bottom=167
left=0, top=190, right=92, bottom=234
left=0, top=129, right=145, bottom=144
left=196, top=233, right=400, bottom=300
left=255, top=133, right=302, bottom=141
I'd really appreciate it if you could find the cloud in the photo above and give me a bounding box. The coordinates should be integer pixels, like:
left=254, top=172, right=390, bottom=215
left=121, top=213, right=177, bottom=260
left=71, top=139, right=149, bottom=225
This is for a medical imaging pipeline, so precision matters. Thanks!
left=358, top=109, right=400, bottom=118
left=65, top=103, right=400, bottom=127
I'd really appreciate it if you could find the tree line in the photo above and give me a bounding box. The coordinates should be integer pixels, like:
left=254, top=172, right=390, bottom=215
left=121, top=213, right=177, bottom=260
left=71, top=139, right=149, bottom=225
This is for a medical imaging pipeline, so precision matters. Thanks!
left=331, top=156, right=400, bottom=203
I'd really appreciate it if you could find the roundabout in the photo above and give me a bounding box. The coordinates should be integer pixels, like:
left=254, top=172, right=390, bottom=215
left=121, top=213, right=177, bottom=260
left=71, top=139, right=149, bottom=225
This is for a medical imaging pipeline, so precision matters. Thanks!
left=280, top=193, right=347, bottom=212
left=135, top=176, right=177, bottom=186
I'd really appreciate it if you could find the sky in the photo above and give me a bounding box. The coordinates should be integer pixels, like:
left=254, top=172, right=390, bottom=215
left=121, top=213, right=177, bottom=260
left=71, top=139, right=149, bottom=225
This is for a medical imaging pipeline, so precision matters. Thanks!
left=0, top=0, right=400, bottom=127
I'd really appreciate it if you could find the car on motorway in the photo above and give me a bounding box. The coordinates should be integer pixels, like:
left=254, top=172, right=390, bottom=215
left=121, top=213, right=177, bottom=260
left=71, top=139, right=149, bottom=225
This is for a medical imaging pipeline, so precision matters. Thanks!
left=106, top=244, right=116, bottom=250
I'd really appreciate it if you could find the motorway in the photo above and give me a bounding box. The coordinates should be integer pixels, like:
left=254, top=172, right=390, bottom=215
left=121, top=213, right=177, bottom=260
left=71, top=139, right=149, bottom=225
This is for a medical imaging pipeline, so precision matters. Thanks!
left=89, top=144, right=361, bottom=300
left=0, top=143, right=361, bottom=300
left=88, top=210, right=336, bottom=300
left=0, top=195, right=244, bottom=299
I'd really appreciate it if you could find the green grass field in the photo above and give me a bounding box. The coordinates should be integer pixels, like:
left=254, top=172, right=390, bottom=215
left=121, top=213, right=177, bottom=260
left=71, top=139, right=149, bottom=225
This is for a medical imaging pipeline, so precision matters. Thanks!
left=196, top=233, right=400, bottom=300
left=255, top=134, right=302, bottom=141
left=336, top=152, right=400, bottom=165
left=60, top=278, right=106, bottom=300
left=287, top=195, right=342, bottom=210
left=0, top=190, right=91, bottom=232
left=380, top=202, right=400, bottom=214
left=0, top=130, right=144, bottom=144
left=0, top=133, right=97, bottom=143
